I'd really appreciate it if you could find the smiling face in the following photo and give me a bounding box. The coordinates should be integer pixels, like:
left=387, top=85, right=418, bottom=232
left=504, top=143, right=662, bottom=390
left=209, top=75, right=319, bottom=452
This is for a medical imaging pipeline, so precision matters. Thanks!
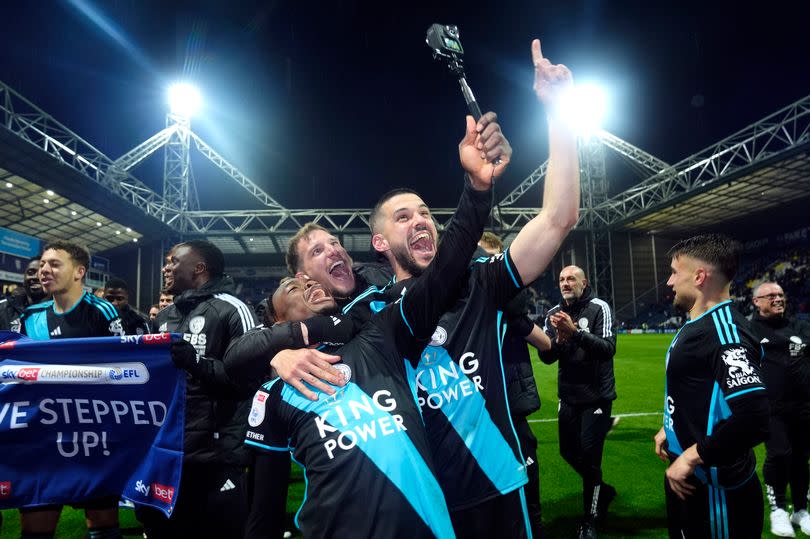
left=753, top=282, right=786, bottom=318
left=295, top=229, right=355, bottom=297
left=23, top=259, right=46, bottom=302
left=39, top=248, right=85, bottom=296
left=162, top=245, right=202, bottom=295
left=271, top=277, right=339, bottom=323
left=372, top=193, right=437, bottom=278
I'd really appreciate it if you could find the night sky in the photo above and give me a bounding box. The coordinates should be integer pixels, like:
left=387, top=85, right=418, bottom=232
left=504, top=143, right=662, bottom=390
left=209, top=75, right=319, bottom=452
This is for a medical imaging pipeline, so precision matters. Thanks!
left=1, top=0, right=807, bottom=213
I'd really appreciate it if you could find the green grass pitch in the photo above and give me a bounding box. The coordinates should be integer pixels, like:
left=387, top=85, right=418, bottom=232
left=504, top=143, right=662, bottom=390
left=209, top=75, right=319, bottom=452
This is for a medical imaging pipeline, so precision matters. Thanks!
left=0, top=335, right=788, bottom=537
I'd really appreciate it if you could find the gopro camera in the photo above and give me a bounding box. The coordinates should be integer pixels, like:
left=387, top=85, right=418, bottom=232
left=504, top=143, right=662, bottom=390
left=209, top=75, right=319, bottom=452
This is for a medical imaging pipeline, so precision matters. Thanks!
left=426, top=24, right=465, bottom=63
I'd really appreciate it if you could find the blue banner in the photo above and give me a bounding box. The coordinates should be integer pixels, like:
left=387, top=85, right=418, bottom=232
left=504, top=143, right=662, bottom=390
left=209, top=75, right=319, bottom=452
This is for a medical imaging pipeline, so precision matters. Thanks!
left=0, top=227, right=40, bottom=258
left=0, top=332, right=185, bottom=516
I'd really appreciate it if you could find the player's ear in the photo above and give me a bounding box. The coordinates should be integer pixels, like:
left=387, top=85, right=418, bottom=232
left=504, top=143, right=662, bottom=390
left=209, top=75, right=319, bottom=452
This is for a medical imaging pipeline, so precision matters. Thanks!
left=371, top=233, right=389, bottom=254
left=693, top=267, right=707, bottom=287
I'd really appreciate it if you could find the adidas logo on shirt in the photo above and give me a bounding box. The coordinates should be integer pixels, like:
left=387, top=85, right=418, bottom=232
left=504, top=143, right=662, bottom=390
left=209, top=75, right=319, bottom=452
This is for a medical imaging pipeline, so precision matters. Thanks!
left=593, top=408, right=603, bottom=415
left=220, top=478, right=236, bottom=492
left=50, top=326, right=62, bottom=337
left=760, top=338, right=770, bottom=344
left=331, top=316, right=341, bottom=326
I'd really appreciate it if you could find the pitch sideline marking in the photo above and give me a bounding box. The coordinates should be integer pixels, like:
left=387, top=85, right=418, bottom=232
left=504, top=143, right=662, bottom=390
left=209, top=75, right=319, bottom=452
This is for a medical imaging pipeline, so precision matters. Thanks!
left=527, top=411, right=660, bottom=423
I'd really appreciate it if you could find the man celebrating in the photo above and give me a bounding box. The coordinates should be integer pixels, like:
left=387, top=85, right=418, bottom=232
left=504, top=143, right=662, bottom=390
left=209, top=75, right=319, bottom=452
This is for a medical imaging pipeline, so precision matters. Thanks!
left=136, top=240, right=257, bottom=538
left=540, top=265, right=617, bottom=538
left=18, top=241, right=124, bottom=539
left=655, top=234, right=769, bottom=538
left=749, top=281, right=810, bottom=537
left=364, top=40, right=578, bottom=538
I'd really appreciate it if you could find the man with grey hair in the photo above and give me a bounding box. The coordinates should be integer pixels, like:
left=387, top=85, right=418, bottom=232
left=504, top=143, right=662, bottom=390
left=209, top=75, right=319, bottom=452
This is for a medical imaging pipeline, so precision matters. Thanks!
left=749, top=281, right=810, bottom=537
left=540, top=265, right=617, bottom=538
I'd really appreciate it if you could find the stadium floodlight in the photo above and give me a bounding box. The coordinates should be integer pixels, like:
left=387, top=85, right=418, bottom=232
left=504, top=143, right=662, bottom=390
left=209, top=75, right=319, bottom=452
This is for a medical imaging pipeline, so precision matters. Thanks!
left=555, top=82, right=607, bottom=137
left=168, top=82, right=202, bottom=118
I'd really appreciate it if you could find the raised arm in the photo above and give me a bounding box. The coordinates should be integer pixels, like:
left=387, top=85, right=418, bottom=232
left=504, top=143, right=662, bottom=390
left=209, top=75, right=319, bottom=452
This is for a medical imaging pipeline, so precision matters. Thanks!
left=509, top=39, right=580, bottom=286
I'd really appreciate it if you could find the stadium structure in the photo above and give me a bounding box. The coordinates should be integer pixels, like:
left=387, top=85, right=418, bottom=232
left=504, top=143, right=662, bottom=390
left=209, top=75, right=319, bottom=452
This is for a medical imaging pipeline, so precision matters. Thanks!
left=0, top=78, right=808, bottom=318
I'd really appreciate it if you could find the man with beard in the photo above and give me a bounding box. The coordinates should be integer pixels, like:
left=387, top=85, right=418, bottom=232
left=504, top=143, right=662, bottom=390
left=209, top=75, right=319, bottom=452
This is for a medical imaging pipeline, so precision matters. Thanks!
left=749, top=281, right=810, bottom=537
left=0, top=256, right=49, bottom=332
left=17, top=241, right=124, bottom=539
left=102, top=277, right=151, bottom=335
left=654, top=234, right=770, bottom=538
left=236, top=138, right=498, bottom=537
left=539, top=265, right=617, bottom=538
left=136, top=240, right=257, bottom=538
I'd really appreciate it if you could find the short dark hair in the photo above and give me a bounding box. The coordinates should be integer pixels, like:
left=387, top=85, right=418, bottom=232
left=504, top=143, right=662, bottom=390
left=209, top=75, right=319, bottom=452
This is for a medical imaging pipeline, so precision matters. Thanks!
left=150, top=303, right=160, bottom=310
left=286, top=223, right=329, bottom=275
left=176, top=240, right=225, bottom=278
left=105, top=277, right=129, bottom=291
left=669, top=234, right=741, bottom=282
left=42, top=240, right=90, bottom=273
left=369, top=188, right=423, bottom=233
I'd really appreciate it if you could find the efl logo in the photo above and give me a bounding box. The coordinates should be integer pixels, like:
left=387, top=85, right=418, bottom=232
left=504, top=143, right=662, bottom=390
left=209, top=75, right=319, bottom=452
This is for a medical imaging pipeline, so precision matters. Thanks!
left=152, top=483, right=174, bottom=504
left=0, top=481, right=11, bottom=498
left=16, top=368, right=41, bottom=381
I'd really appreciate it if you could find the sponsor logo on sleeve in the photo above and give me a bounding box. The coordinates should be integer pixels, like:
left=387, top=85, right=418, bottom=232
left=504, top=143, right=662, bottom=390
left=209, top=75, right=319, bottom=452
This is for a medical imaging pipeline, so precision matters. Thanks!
left=721, top=347, right=761, bottom=388
left=248, top=391, right=267, bottom=427
left=0, top=481, right=11, bottom=498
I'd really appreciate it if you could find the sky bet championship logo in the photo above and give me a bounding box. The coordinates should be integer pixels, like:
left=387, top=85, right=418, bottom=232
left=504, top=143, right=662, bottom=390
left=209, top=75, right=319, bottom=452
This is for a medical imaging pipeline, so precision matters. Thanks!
left=0, top=363, right=149, bottom=385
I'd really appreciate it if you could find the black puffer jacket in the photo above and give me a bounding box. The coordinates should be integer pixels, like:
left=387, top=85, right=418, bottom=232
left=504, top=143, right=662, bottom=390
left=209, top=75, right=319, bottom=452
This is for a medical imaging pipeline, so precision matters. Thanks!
left=155, top=275, right=258, bottom=466
left=539, top=287, right=617, bottom=405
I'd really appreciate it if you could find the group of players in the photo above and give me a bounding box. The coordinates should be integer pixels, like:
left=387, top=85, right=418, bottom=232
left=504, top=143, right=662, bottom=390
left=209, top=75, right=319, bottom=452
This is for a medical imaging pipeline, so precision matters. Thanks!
left=1, top=37, right=809, bottom=539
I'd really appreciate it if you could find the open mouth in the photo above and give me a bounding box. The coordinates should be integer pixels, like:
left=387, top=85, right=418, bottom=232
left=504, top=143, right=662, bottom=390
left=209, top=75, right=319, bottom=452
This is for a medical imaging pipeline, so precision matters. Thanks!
left=409, top=231, right=435, bottom=254
left=305, top=284, right=332, bottom=304
left=328, top=260, right=351, bottom=280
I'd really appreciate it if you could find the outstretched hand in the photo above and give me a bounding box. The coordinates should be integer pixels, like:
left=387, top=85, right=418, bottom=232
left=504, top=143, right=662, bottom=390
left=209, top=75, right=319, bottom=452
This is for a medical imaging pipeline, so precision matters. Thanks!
left=532, top=39, right=573, bottom=111
left=459, top=112, right=512, bottom=190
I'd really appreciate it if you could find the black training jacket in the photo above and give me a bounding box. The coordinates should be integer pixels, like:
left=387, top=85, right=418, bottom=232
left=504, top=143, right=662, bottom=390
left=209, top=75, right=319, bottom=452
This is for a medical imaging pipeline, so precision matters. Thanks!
left=749, top=311, right=810, bottom=413
left=155, top=275, right=258, bottom=466
left=539, top=286, right=617, bottom=405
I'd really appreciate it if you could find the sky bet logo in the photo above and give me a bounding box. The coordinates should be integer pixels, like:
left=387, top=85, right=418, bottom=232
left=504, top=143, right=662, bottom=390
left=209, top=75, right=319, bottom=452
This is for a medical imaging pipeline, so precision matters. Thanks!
left=152, top=483, right=174, bottom=504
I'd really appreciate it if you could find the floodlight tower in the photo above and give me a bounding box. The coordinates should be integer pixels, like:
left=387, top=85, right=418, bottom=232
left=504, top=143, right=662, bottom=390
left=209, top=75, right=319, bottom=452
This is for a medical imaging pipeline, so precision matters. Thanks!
left=164, top=83, right=201, bottom=218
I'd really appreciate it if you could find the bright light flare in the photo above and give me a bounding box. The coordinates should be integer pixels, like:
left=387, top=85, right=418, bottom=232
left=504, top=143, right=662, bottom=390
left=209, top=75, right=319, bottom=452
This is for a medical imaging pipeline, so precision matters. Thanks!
left=556, top=83, right=607, bottom=136
left=168, top=83, right=202, bottom=118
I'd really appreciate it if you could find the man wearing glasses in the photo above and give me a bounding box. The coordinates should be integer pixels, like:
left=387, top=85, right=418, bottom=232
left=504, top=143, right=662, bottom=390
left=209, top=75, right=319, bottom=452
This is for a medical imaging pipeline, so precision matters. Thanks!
left=750, top=282, right=810, bottom=537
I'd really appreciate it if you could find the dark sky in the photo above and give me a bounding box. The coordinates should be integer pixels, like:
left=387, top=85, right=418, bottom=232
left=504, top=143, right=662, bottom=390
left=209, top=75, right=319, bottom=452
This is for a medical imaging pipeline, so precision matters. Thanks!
left=1, top=0, right=807, bottom=212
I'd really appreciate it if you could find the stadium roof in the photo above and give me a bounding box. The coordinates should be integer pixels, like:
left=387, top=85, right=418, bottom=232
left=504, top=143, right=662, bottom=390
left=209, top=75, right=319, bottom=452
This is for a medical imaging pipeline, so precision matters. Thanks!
left=0, top=167, right=143, bottom=251
left=623, top=147, right=810, bottom=237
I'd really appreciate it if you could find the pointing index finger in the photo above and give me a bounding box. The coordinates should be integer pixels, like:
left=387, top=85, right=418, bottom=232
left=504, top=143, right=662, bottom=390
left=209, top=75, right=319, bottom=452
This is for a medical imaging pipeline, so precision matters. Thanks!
left=531, top=39, right=544, bottom=66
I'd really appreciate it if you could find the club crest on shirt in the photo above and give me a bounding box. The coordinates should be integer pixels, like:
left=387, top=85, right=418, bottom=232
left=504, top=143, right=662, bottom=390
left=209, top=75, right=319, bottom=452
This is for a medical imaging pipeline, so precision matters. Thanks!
left=109, top=319, right=124, bottom=336
left=789, top=336, right=805, bottom=358
left=248, top=391, right=267, bottom=427
left=334, top=363, right=352, bottom=384
left=429, top=326, right=447, bottom=346
left=578, top=317, right=589, bottom=329
left=189, top=316, right=205, bottom=334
